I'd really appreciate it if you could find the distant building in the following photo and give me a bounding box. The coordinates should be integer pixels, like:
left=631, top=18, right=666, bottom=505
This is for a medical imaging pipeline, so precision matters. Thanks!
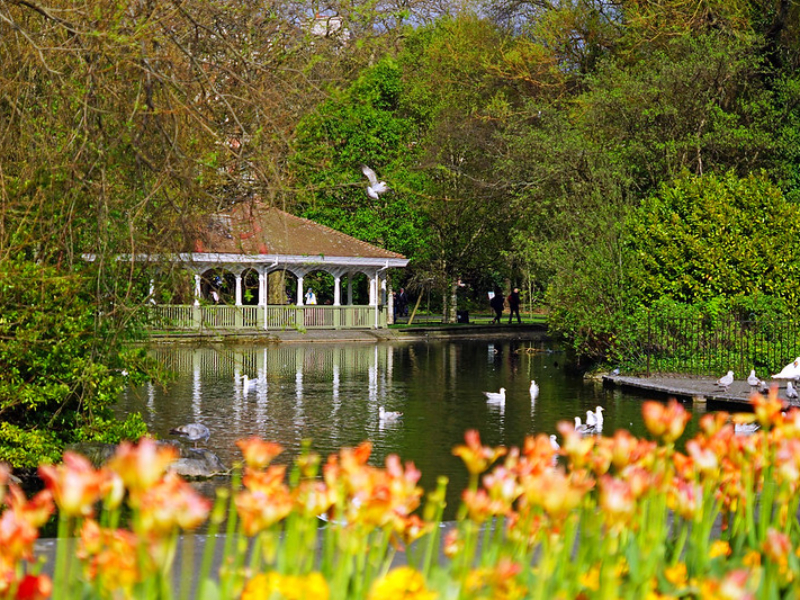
left=310, top=14, right=350, bottom=42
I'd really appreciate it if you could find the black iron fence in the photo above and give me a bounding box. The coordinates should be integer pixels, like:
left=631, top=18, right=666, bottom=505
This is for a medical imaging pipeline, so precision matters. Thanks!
left=639, top=314, right=800, bottom=377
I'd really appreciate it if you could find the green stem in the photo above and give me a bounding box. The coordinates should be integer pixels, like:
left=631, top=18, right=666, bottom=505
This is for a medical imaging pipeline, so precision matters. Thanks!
left=421, top=476, right=448, bottom=578
left=52, top=512, right=71, bottom=600
left=197, top=489, right=226, bottom=599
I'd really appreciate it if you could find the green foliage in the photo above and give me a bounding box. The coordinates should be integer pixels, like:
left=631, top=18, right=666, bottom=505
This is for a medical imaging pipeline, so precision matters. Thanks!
left=546, top=171, right=800, bottom=364
left=292, top=57, right=424, bottom=258
left=626, top=171, right=800, bottom=308
left=0, top=257, right=148, bottom=468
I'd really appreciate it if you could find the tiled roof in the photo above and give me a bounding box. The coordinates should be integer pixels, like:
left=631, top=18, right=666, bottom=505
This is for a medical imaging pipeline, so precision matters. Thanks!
left=191, top=202, right=406, bottom=260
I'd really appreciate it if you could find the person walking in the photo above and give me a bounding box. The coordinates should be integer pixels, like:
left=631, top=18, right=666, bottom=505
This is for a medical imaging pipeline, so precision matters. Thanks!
left=490, top=288, right=505, bottom=324
left=396, top=288, right=408, bottom=317
left=507, top=287, right=522, bottom=324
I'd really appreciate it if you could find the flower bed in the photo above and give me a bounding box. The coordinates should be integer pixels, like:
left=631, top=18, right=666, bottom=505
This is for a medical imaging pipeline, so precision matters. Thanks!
left=1, top=390, right=797, bottom=599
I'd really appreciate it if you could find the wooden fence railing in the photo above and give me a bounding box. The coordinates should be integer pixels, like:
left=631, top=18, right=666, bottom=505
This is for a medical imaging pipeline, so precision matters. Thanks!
left=147, top=305, right=386, bottom=331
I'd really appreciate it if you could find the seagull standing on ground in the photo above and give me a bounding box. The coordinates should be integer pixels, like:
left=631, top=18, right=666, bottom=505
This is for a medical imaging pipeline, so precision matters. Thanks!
left=361, top=165, right=389, bottom=200
left=169, top=423, right=211, bottom=448
left=788, top=381, right=799, bottom=401
left=716, top=370, right=734, bottom=391
left=747, top=369, right=765, bottom=388
left=483, top=388, right=506, bottom=404
left=773, top=357, right=800, bottom=380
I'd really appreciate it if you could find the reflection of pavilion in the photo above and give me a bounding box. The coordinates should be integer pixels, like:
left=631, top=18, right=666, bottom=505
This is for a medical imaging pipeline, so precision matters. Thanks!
left=146, top=203, right=408, bottom=331
left=149, top=344, right=395, bottom=432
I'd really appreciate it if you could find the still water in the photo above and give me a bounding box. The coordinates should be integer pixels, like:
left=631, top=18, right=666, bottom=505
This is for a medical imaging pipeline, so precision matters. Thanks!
left=116, top=339, right=701, bottom=513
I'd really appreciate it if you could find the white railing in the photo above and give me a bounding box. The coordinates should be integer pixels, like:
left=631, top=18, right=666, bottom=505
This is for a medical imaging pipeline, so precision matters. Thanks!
left=148, top=305, right=386, bottom=331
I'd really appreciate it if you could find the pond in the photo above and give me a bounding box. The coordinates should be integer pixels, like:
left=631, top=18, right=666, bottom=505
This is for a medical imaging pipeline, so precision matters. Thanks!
left=116, top=338, right=708, bottom=517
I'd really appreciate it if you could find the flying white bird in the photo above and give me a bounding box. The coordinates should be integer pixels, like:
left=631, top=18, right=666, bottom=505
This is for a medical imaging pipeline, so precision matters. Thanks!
left=483, top=388, right=506, bottom=404
left=379, top=406, right=403, bottom=422
left=716, top=371, right=734, bottom=391
left=361, top=165, right=389, bottom=200
left=169, top=423, right=211, bottom=448
left=788, top=381, right=799, bottom=401
left=773, top=357, right=800, bottom=380
left=529, top=380, right=539, bottom=400
left=747, top=369, right=765, bottom=388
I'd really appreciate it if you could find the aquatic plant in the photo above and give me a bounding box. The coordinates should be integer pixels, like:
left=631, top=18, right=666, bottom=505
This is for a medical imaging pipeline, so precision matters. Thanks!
left=3, top=390, right=800, bottom=598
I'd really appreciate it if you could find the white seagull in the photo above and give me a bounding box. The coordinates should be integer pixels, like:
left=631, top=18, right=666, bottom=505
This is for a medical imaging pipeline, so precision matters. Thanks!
left=529, top=380, right=539, bottom=400
left=361, top=165, right=389, bottom=200
left=773, top=357, right=800, bottom=380
left=787, top=381, right=799, bottom=401
left=549, top=434, right=560, bottom=451
left=734, top=422, right=760, bottom=436
left=747, top=369, right=765, bottom=388
left=241, top=374, right=258, bottom=395
left=483, top=388, right=506, bottom=404
left=574, top=416, right=594, bottom=436
left=169, top=423, right=211, bottom=448
left=716, top=370, right=734, bottom=391
left=379, top=406, right=403, bottom=423
left=586, top=406, right=604, bottom=430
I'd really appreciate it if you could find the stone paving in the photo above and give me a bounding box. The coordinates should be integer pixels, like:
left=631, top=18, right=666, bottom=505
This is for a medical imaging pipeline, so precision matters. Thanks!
left=603, top=373, right=798, bottom=406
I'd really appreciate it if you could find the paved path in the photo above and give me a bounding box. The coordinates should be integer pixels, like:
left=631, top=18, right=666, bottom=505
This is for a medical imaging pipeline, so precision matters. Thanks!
left=603, top=373, right=798, bottom=406
left=149, top=323, right=549, bottom=344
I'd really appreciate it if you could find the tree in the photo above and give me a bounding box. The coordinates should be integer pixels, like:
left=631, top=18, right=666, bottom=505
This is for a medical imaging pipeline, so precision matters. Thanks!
left=626, top=171, right=800, bottom=309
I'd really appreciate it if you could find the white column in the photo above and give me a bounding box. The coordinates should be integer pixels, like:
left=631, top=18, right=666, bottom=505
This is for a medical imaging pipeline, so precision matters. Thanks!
left=347, top=277, right=353, bottom=305
left=334, top=276, right=341, bottom=306
left=194, top=273, right=202, bottom=306
left=380, top=277, right=387, bottom=305
left=148, top=279, right=156, bottom=305
left=259, top=270, right=267, bottom=306
left=297, top=276, right=304, bottom=306
left=370, top=275, right=378, bottom=306
left=235, top=274, right=243, bottom=306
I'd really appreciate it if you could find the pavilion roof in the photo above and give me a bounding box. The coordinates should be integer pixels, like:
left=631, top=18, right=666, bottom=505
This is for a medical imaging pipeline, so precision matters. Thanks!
left=191, top=202, right=406, bottom=261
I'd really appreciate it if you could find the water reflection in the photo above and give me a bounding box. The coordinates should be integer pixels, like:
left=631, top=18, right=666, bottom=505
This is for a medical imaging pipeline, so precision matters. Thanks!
left=117, top=340, right=700, bottom=517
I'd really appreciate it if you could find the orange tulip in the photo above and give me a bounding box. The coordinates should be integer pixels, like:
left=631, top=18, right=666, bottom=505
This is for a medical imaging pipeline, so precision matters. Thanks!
left=107, top=438, right=177, bottom=497
left=78, top=519, right=143, bottom=592
left=642, top=400, right=691, bottom=443
left=599, top=475, right=636, bottom=529
left=752, top=388, right=783, bottom=427
left=236, top=438, right=284, bottom=469
left=134, top=471, right=211, bottom=535
left=452, top=430, right=506, bottom=476
left=38, top=452, right=106, bottom=518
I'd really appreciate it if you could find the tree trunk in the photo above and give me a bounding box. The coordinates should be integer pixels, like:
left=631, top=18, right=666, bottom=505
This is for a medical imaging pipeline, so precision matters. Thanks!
left=445, top=278, right=458, bottom=324
left=268, top=270, right=287, bottom=304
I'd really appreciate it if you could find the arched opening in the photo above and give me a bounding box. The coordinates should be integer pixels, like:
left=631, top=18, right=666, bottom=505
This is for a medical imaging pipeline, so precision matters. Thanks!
left=241, top=268, right=260, bottom=305
left=201, top=268, right=235, bottom=304
left=347, top=272, right=371, bottom=305
left=267, top=269, right=297, bottom=305
left=303, top=270, right=335, bottom=305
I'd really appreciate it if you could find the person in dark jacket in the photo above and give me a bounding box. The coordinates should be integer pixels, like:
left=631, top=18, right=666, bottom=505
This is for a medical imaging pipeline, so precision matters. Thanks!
left=507, top=288, right=522, bottom=324
left=490, top=288, right=505, bottom=324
